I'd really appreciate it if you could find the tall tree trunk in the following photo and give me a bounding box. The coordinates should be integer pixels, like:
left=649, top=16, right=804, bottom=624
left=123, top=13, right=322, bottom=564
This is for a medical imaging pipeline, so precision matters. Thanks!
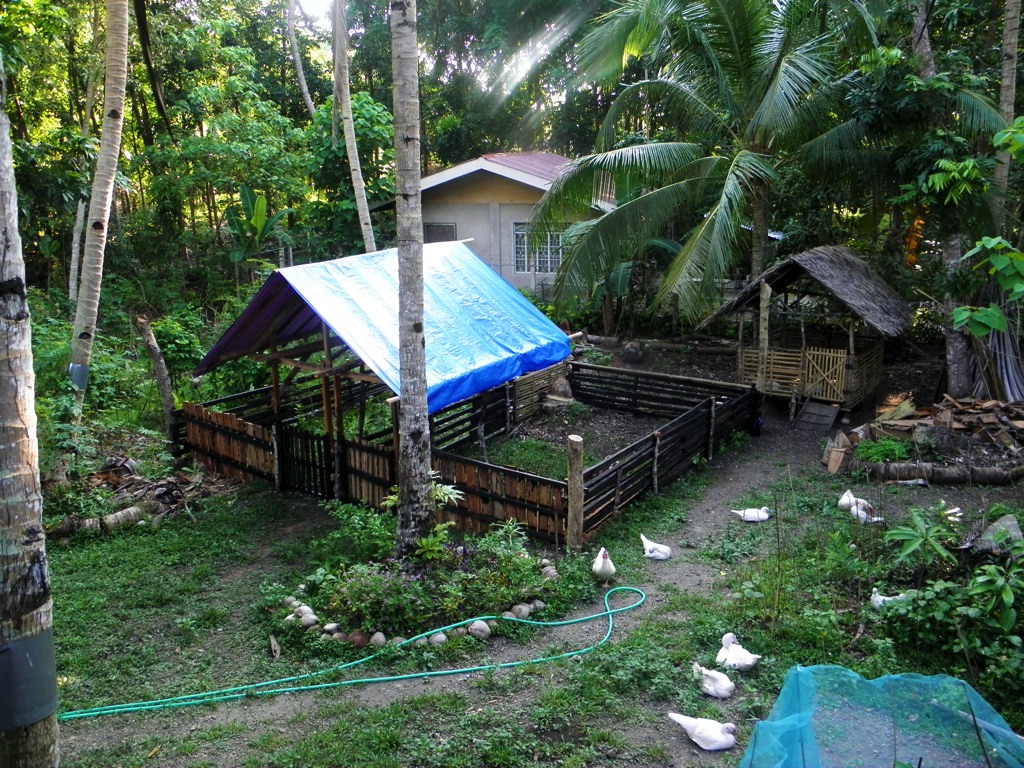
left=288, top=0, right=317, bottom=119
left=750, top=183, right=769, bottom=277
left=334, top=0, right=377, bottom=252
left=69, top=0, right=103, bottom=305
left=68, top=0, right=129, bottom=417
left=0, top=61, right=61, bottom=768
left=942, top=237, right=974, bottom=397
left=913, top=0, right=973, bottom=398
left=390, top=0, right=433, bottom=561
left=992, top=0, right=1019, bottom=205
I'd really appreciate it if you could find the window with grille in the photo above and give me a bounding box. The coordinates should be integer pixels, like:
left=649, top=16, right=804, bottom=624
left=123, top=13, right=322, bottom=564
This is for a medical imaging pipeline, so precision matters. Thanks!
left=514, top=223, right=563, bottom=273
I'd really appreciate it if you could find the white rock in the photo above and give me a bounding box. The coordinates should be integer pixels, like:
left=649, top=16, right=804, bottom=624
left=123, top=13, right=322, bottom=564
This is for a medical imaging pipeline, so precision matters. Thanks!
left=299, top=614, right=319, bottom=628
left=540, top=558, right=552, bottom=567
left=468, top=620, right=492, bottom=640
left=323, top=622, right=340, bottom=634
left=428, top=632, right=447, bottom=646
left=414, top=637, right=428, bottom=646
left=283, top=614, right=297, bottom=622
left=486, top=620, right=498, bottom=630
left=501, top=610, right=517, bottom=620
left=511, top=603, right=531, bottom=619
left=530, top=599, right=546, bottom=611
left=390, top=636, right=408, bottom=646
left=369, top=632, right=387, bottom=647
left=283, top=596, right=298, bottom=607
left=296, top=604, right=315, bottom=617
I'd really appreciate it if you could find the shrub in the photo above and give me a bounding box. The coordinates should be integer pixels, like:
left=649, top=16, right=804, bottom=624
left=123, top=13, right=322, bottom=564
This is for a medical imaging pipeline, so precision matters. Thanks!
left=327, top=563, right=432, bottom=635
left=853, top=437, right=911, bottom=462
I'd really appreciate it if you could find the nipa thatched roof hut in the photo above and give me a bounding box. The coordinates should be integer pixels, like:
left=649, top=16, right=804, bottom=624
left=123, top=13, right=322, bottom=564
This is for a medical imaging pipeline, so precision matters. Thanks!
left=698, top=246, right=911, bottom=409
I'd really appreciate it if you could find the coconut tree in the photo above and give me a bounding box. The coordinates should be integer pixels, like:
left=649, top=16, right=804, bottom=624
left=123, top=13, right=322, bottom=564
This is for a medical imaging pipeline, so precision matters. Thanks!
left=390, top=0, right=433, bottom=560
left=0, top=57, right=60, bottom=768
left=531, top=0, right=876, bottom=320
left=67, top=0, right=128, bottom=416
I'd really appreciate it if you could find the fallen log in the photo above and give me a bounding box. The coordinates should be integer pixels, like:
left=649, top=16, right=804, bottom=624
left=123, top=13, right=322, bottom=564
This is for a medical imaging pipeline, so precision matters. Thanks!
left=48, top=500, right=164, bottom=539
left=848, top=459, right=1024, bottom=485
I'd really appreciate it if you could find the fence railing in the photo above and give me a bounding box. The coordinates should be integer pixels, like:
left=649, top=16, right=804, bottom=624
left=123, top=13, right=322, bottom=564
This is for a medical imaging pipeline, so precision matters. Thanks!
left=177, top=362, right=757, bottom=545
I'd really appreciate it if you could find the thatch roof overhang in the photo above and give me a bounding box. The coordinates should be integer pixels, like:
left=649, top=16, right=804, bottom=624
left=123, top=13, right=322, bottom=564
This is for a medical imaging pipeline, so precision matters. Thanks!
left=696, top=246, right=911, bottom=338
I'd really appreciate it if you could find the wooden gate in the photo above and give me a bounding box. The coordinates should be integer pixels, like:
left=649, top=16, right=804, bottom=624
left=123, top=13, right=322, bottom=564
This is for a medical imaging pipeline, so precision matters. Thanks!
left=801, top=347, right=847, bottom=402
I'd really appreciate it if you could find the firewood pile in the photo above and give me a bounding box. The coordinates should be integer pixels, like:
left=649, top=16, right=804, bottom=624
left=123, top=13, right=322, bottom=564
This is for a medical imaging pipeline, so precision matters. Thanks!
left=871, top=396, right=1024, bottom=452
left=825, top=397, right=1024, bottom=485
left=48, top=456, right=237, bottom=539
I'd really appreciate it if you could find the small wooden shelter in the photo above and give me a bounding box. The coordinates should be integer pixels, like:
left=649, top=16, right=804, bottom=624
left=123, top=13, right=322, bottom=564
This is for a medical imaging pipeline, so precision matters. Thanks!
left=699, top=246, right=911, bottom=410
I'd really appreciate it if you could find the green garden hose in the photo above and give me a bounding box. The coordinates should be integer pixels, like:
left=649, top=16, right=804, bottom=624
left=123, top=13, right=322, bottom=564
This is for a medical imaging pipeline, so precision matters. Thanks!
left=58, top=586, right=646, bottom=721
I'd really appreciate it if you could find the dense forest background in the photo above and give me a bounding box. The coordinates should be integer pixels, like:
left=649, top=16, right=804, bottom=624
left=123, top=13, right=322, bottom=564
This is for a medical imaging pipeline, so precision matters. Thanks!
left=0, top=0, right=1021, bottom=486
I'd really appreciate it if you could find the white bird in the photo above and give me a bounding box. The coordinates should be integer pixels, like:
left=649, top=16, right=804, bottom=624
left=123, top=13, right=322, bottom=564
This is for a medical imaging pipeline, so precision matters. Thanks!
left=592, top=547, right=616, bottom=587
left=870, top=587, right=906, bottom=611
left=668, top=712, right=736, bottom=751
left=850, top=500, right=884, bottom=524
left=838, top=489, right=856, bottom=510
left=640, top=533, right=672, bottom=560
left=943, top=505, right=963, bottom=522
left=692, top=662, right=735, bottom=699
left=716, top=632, right=761, bottom=671
left=731, top=506, right=771, bottom=522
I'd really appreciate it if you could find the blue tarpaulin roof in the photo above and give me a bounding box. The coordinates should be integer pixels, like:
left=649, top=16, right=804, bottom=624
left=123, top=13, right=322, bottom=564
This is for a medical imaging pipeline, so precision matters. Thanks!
left=194, top=241, right=571, bottom=413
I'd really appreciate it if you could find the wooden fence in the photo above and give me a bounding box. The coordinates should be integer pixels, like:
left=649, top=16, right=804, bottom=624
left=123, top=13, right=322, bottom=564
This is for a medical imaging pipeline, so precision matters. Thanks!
left=737, top=341, right=885, bottom=407
left=177, top=362, right=757, bottom=545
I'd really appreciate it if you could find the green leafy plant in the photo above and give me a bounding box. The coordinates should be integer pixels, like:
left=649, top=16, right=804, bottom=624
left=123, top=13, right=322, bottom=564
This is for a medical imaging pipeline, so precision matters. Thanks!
left=853, top=437, right=911, bottom=462
left=581, top=347, right=613, bottom=366
left=224, top=184, right=292, bottom=265
left=884, top=507, right=958, bottom=580
left=966, top=543, right=1024, bottom=632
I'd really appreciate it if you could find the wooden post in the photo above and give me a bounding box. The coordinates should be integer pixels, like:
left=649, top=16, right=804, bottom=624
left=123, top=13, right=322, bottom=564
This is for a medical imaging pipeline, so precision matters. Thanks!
left=756, top=281, right=772, bottom=393
left=504, top=381, right=512, bottom=433
left=652, top=431, right=661, bottom=494
left=567, top=434, right=584, bottom=550
left=706, top=397, right=717, bottom=461
left=388, top=395, right=401, bottom=473
left=272, top=422, right=282, bottom=492
left=319, top=323, right=334, bottom=441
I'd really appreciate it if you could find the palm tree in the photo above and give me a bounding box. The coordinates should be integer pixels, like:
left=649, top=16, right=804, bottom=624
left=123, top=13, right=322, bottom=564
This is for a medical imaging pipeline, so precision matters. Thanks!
left=390, top=0, right=434, bottom=560
left=67, top=0, right=128, bottom=416
left=0, top=58, right=60, bottom=768
left=531, top=0, right=874, bottom=320
left=334, top=0, right=377, bottom=252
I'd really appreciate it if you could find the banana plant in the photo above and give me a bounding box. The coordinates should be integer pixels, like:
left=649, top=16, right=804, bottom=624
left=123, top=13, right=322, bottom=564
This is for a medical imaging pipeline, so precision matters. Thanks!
left=225, top=184, right=292, bottom=265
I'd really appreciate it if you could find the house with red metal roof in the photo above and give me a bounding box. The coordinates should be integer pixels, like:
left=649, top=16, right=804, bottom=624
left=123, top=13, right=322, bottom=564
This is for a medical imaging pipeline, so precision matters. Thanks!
left=418, top=152, right=599, bottom=295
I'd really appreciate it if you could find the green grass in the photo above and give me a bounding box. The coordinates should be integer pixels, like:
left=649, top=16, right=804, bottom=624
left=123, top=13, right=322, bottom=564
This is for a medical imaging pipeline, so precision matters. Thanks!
left=51, top=442, right=1024, bottom=767
left=49, top=485, right=331, bottom=712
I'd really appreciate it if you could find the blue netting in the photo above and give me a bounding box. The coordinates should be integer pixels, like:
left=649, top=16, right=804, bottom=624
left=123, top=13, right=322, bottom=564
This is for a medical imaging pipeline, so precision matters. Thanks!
left=740, top=665, right=1024, bottom=768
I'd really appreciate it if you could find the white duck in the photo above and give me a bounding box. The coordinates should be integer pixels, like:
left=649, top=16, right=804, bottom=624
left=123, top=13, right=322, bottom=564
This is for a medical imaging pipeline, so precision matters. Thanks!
left=731, top=506, right=771, bottom=522
left=692, top=662, right=735, bottom=699
left=837, top=489, right=856, bottom=510
left=592, top=547, right=616, bottom=587
left=668, top=713, right=736, bottom=751
left=640, top=533, right=672, bottom=560
left=850, top=500, right=884, bottom=524
left=870, top=587, right=906, bottom=611
left=716, top=632, right=761, bottom=671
